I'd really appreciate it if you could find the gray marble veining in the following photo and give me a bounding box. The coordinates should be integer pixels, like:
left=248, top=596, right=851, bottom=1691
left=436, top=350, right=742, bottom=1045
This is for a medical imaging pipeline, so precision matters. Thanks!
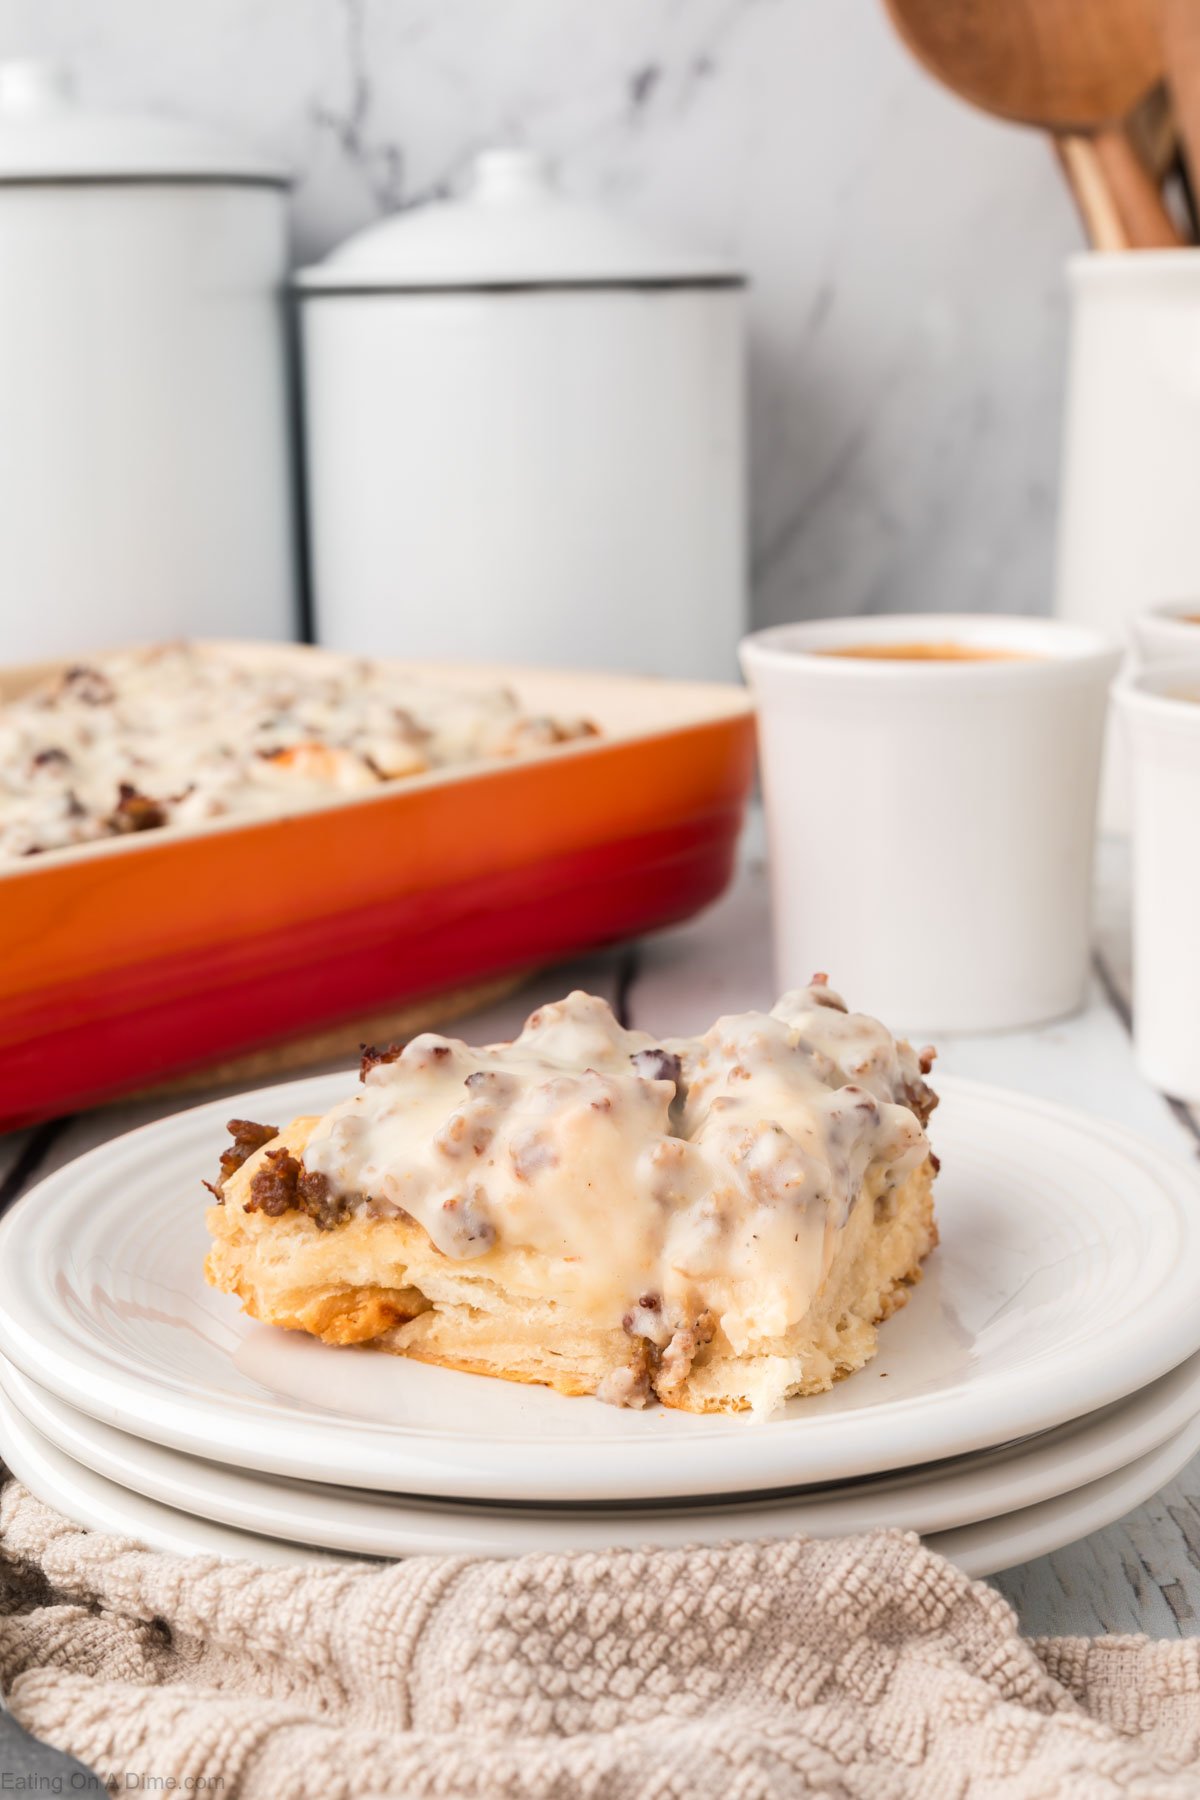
left=0, top=0, right=1083, bottom=626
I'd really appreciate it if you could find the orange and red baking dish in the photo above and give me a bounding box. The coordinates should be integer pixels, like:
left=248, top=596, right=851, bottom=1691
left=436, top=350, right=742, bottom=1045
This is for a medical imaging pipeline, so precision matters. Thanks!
left=0, top=642, right=756, bottom=1129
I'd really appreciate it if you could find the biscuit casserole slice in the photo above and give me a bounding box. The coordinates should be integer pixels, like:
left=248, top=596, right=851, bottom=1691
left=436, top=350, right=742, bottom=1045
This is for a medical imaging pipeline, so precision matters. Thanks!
left=204, top=981, right=938, bottom=1416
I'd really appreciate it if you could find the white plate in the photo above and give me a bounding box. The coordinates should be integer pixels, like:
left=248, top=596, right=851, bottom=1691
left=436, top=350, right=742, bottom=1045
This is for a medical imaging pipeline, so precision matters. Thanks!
left=2, top=1379, right=1198, bottom=1582
left=932, top=1411, right=1200, bottom=1576
left=2, top=1074, right=1200, bottom=1502
left=0, top=1382, right=346, bottom=1567
left=5, top=1350, right=1200, bottom=1556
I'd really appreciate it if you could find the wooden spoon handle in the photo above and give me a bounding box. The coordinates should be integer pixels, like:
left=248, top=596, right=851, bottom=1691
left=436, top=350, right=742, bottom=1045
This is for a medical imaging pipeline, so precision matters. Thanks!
left=1127, top=80, right=1179, bottom=185
left=1163, top=0, right=1200, bottom=207
left=1055, top=128, right=1183, bottom=250
left=1056, top=134, right=1132, bottom=250
left=1091, top=127, right=1184, bottom=245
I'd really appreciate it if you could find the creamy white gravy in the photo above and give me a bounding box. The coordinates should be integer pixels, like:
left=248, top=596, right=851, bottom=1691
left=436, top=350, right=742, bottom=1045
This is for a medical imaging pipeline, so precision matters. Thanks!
left=0, top=643, right=595, bottom=861
left=301, top=986, right=933, bottom=1350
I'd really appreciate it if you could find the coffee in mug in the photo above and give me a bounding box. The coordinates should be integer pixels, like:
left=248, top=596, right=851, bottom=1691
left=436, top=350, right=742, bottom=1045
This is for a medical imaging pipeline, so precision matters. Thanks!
left=819, top=643, right=1033, bottom=663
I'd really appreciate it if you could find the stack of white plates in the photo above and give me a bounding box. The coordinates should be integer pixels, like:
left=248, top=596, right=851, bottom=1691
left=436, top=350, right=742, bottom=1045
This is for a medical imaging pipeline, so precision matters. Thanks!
left=2, top=1074, right=1200, bottom=1579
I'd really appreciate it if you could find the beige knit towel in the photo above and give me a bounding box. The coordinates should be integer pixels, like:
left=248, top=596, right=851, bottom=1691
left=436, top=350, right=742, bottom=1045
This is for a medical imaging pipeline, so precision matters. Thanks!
left=3, top=1479, right=1200, bottom=1798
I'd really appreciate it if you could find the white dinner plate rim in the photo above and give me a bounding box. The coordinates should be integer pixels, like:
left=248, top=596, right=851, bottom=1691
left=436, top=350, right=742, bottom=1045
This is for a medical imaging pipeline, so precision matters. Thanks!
left=1, top=1379, right=1197, bottom=1582
left=4, top=1349, right=1200, bottom=1553
left=0, top=1380, right=348, bottom=1567
left=2, top=1072, right=1200, bottom=1500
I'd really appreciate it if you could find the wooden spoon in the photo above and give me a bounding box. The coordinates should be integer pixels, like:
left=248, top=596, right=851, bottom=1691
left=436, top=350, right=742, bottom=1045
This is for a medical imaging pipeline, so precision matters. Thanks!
left=882, top=0, right=1162, bottom=130
left=882, top=0, right=1182, bottom=248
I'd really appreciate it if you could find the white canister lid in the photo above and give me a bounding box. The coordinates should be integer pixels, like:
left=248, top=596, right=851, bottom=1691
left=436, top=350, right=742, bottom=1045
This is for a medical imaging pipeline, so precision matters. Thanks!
left=0, top=59, right=286, bottom=186
left=295, top=148, right=743, bottom=292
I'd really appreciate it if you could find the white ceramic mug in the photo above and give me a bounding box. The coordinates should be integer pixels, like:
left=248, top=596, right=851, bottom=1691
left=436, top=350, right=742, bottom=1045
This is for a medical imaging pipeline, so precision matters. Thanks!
left=1132, top=600, right=1200, bottom=664
left=1115, top=660, right=1200, bottom=1101
left=739, top=615, right=1121, bottom=1034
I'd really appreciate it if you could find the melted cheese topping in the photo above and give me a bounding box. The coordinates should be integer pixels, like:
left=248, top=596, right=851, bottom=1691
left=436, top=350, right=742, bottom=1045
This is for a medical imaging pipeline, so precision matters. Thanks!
left=301, top=986, right=933, bottom=1349
left=0, top=644, right=595, bottom=861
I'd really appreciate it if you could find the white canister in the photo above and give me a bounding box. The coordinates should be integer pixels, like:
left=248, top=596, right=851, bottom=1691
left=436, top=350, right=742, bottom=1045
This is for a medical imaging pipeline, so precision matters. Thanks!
left=0, top=61, right=297, bottom=658
left=1115, top=660, right=1200, bottom=1101
left=740, top=615, right=1121, bottom=1035
left=297, top=150, right=746, bottom=680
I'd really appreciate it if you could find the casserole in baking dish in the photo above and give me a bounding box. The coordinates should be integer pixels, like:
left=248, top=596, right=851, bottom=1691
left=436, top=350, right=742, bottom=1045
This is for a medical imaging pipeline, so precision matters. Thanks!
left=0, top=642, right=755, bottom=1129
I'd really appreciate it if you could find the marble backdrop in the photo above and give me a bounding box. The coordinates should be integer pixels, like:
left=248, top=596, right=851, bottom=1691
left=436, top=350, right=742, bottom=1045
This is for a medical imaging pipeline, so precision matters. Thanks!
left=0, top=0, right=1082, bottom=626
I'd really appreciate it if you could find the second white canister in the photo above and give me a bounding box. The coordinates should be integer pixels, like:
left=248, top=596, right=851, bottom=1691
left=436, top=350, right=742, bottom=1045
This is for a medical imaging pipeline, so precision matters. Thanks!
left=296, top=150, right=746, bottom=679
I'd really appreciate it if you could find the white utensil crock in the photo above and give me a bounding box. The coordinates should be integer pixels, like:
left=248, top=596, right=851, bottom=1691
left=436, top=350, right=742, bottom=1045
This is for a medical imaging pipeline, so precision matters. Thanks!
left=0, top=61, right=297, bottom=657
left=1056, top=253, right=1200, bottom=641
left=1055, top=250, right=1200, bottom=830
left=1115, top=660, right=1200, bottom=1102
left=740, top=615, right=1121, bottom=1035
left=297, top=150, right=746, bottom=679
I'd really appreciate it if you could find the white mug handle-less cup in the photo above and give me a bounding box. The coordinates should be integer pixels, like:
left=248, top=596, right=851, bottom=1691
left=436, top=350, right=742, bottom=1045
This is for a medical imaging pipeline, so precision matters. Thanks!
left=1131, top=600, right=1200, bottom=664
left=739, top=616, right=1121, bottom=1035
left=1115, top=661, right=1200, bottom=1102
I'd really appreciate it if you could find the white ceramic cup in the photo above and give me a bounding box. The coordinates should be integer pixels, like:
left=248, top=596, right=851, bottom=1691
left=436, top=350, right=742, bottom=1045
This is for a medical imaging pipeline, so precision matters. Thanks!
left=739, top=615, right=1121, bottom=1034
left=1132, top=600, right=1200, bottom=664
left=1115, top=660, right=1200, bottom=1101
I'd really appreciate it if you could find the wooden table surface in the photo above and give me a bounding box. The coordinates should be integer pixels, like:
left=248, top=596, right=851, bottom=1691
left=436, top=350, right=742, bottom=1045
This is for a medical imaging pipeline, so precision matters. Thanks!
left=2, top=825, right=1198, bottom=1641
